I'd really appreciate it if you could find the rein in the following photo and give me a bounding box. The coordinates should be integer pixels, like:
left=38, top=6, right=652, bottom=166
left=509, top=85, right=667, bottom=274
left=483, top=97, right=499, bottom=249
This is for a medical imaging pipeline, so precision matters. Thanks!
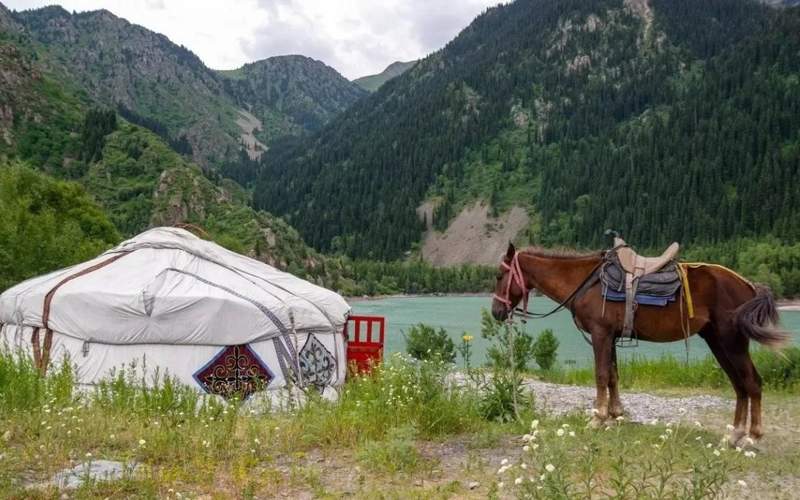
left=495, top=251, right=603, bottom=320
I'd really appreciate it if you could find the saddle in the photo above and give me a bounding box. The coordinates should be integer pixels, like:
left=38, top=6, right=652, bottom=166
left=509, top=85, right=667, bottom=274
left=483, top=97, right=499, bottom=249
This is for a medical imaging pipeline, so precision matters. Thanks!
left=601, top=237, right=681, bottom=339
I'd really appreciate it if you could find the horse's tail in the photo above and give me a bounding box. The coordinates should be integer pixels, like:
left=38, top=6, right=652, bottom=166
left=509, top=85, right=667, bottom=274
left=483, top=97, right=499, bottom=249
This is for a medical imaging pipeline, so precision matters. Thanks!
left=735, top=284, right=791, bottom=348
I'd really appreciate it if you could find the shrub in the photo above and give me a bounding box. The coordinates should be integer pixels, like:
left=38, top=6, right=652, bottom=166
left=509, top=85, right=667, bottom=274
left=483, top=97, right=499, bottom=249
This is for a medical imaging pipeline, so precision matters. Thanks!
left=404, top=323, right=456, bottom=363
left=480, top=309, right=533, bottom=371
left=532, top=329, right=560, bottom=371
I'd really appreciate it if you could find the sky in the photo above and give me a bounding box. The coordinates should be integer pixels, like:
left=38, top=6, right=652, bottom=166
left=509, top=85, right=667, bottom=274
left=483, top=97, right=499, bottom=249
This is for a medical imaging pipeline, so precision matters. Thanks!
left=5, top=0, right=504, bottom=79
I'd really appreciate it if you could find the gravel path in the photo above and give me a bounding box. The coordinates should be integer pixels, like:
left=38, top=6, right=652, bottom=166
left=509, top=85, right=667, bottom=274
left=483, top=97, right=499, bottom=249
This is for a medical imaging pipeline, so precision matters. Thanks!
left=523, top=379, right=728, bottom=423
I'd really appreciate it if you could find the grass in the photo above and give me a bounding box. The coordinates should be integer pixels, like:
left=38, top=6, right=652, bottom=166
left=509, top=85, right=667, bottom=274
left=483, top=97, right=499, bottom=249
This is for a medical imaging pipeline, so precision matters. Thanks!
left=0, top=349, right=798, bottom=497
left=540, top=347, right=800, bottom=392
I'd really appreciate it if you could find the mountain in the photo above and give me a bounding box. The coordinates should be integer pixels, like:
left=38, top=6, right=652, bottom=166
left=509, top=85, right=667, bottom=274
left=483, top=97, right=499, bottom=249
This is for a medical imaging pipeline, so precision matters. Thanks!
left=254, top=0, right=800, bottom=261
left=354, top=60, right=416, bottom=92
left=8, top=4, right=365, bottom=168
left=220, top=56, right=367, bottom=145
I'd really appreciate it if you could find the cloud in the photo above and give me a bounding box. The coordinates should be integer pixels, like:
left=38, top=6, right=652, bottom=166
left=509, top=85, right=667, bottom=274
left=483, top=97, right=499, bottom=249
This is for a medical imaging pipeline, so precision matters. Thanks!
left=4, top=0, right=503, bottom=78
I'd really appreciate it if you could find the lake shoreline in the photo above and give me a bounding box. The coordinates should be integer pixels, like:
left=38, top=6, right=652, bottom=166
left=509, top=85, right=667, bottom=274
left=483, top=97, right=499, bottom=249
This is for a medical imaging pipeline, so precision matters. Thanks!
left=349, top=293, right=800, bottom=310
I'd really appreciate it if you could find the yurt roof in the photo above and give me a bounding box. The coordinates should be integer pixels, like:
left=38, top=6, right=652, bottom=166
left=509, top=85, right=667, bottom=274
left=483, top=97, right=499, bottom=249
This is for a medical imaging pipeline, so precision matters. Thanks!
left=0, top=227, right=350, bottom=345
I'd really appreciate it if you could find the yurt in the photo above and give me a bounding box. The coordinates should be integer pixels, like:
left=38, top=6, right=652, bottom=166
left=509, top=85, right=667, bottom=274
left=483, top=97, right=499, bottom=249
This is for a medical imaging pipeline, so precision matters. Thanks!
left=0, top=227, right=351, bottom=400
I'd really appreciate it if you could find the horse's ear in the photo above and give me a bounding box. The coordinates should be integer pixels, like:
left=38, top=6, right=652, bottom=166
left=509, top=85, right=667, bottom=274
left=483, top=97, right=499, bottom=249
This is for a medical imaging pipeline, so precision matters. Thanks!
left=506, top=242, right=516, bottom=260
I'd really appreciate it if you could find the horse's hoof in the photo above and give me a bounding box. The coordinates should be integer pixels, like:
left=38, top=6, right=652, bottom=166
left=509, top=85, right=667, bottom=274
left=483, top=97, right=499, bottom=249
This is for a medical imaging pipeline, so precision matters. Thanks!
left=727, top=429, right=747, bottom=448
left=587, top=416, right=605, bottom=429
left=609, top=406, right=625, bottom=419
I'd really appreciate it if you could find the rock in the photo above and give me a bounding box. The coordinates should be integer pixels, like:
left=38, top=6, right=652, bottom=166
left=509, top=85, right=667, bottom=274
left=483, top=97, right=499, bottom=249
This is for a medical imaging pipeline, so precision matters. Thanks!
left=41, top=460, right=140, bottom=489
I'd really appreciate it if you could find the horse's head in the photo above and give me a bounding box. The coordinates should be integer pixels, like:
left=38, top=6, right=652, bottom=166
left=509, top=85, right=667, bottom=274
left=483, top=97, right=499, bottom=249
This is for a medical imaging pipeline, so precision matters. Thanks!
left=491, top=242, right=529, bottom=321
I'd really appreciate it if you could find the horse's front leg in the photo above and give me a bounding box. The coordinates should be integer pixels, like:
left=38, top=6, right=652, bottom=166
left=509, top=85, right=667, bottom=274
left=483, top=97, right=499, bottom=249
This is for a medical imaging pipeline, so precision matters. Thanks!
left=608, top=346, right=625, bottom=418
left=589, top=327, right=614, bottom=428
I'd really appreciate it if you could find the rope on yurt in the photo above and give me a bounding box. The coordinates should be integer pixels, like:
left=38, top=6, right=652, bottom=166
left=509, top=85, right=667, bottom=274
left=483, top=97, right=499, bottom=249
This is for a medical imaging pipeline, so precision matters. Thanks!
left=37, top=251, right=133, bottom=375
left=31, top=327, right=42, bottom=373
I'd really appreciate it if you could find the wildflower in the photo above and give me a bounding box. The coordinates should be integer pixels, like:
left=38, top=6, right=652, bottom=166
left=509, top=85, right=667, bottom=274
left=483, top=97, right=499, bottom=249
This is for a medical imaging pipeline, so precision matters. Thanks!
left=695, top=436, right=702, bottom=441
left=694, top=421, right=702, bottom=427
left=556, top=429, right=565, bottom=437
left=110, top=434, right=115, bottom=439
left=568, top=431, right=575, bottom=437
left=532, top=443, right=539, bottom=450
left=561, top=423, right=570, bottom=429
left=744, top=451, right=756, bottom=458
left=615, top=416, right=624, bottom=422
left=523, top=445, right=530, bottom=452
left=85, top=452, right=92, bottom=459
left=738, top=480, right=748, bottom=488
left=545, top=464, right=555, bottom=473
left=735, top=447, right=742, bottom=453
left=138, top=439, right=146, bottom=446
left=521, top=463, right=528, bottom=470
left=713, top=450, right=721, bottom=457
left=501, top=458, right=509, bottom=465
left=515, top=477, right=523, bottom=485
left=650, top=418, right=658, bottom=425
left=531, top=419, right=539, bottom=429
left=706, top=443, right=713, bottom=448
left=462, top=335, right=473, bottom=342
left=522, top=434, right=531, bottom=442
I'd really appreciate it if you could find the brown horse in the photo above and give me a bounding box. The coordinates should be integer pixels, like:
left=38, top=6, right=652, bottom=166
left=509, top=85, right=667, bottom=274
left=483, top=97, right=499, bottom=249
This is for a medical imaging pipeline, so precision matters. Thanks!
left=491, top=243, right=790, bottom=445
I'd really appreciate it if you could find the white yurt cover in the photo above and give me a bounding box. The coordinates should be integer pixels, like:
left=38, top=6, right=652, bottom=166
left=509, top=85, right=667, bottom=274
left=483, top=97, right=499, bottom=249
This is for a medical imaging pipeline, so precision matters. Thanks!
left=0, top=227, right=351, bottom=399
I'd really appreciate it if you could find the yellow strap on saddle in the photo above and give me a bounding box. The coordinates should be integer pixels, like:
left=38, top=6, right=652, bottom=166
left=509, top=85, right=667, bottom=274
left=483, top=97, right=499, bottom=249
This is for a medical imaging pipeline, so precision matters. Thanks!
left=677, top=263, right=694, bottom=319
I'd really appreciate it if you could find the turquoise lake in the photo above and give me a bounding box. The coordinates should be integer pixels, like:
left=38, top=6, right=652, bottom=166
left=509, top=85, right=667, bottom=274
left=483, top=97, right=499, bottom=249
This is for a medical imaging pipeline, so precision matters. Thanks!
left=351, top=296, right=800, bottom=367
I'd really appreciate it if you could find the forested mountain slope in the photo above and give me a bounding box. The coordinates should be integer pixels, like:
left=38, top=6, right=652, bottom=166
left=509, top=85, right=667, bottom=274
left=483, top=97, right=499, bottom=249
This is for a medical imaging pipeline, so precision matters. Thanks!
left=254, top=0, right=800, bottom=262
left=354, top=60, right=416, bottom=91
left=220, top=56, right=367, bottom=143
left=6, top=4, right=365, bottom=168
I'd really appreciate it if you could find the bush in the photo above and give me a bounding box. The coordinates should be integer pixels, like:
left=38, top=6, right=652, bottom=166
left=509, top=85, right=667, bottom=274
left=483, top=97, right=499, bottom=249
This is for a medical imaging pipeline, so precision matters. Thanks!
left=404, top=323, right=456, bottom=363
left=532, top=329, right=559, bottom=371
left=480, top=310, right=534, bottom=371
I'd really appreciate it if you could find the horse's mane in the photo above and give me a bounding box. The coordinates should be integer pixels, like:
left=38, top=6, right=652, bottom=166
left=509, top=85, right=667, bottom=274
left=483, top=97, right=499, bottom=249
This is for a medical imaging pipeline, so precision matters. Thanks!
left=521, top=246, right=603, bottom=259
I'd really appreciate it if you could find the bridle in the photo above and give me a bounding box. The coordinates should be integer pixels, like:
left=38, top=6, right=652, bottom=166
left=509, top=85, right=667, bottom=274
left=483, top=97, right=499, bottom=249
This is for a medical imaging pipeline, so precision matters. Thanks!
left=493, top=251, right=530, bottom=318
left=493, top=250, right=606, bottom=322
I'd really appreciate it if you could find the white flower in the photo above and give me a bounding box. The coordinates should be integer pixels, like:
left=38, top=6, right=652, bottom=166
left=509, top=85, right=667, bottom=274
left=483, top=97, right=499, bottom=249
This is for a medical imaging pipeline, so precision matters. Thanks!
left=498, top=481, right=504, bottom=489
left=138, top=439, right=146, bottom=446
left=521, top=463, right=528, bottom=470
left=85, top=452, right=92, bottom=458
left=694, top=421, right=702, bottom=427
left=713, top=450, right=721, bottom=457
left=523, top=445, right=530, bottom=452
left=501, top=458, right=509, bottom=465
left=545, top=464, right=555, bottom=473
left=254, top=438, right=260, bottom=445
left=569, top=431, right=576, bottom=437
left=650, top=418, right=658, bottom=425
left=515, top=477, right=523, bottom=485
left=615, top=416, right=624, bottom=422
left=109, top=434, right=115, bottom=440
left=556, top=429, right=565, bottom=437
left=561, top=423, right=570, bottom=429
left=738, top=480, right=748, bottom=488
left=532, top=443, right=539, bottom=450
left=735, top=447, right=742, bottom=453
left=744, top=451, right=756, bottom=458
left=531, top=419, right=539, bottom=429
left=706, top=443, right=713, bottom=448
left=726, top=424, right=735, bottom=431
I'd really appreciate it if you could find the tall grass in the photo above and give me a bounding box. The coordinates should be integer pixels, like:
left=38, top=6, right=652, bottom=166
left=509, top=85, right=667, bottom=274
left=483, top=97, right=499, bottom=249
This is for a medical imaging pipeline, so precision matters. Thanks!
left=542, top=347, right=800, bottom=391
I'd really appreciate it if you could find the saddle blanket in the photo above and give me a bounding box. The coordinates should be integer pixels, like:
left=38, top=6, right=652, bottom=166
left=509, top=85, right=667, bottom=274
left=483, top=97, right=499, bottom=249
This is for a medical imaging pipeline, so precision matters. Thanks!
left=603, top=289, right=676, bottom=307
